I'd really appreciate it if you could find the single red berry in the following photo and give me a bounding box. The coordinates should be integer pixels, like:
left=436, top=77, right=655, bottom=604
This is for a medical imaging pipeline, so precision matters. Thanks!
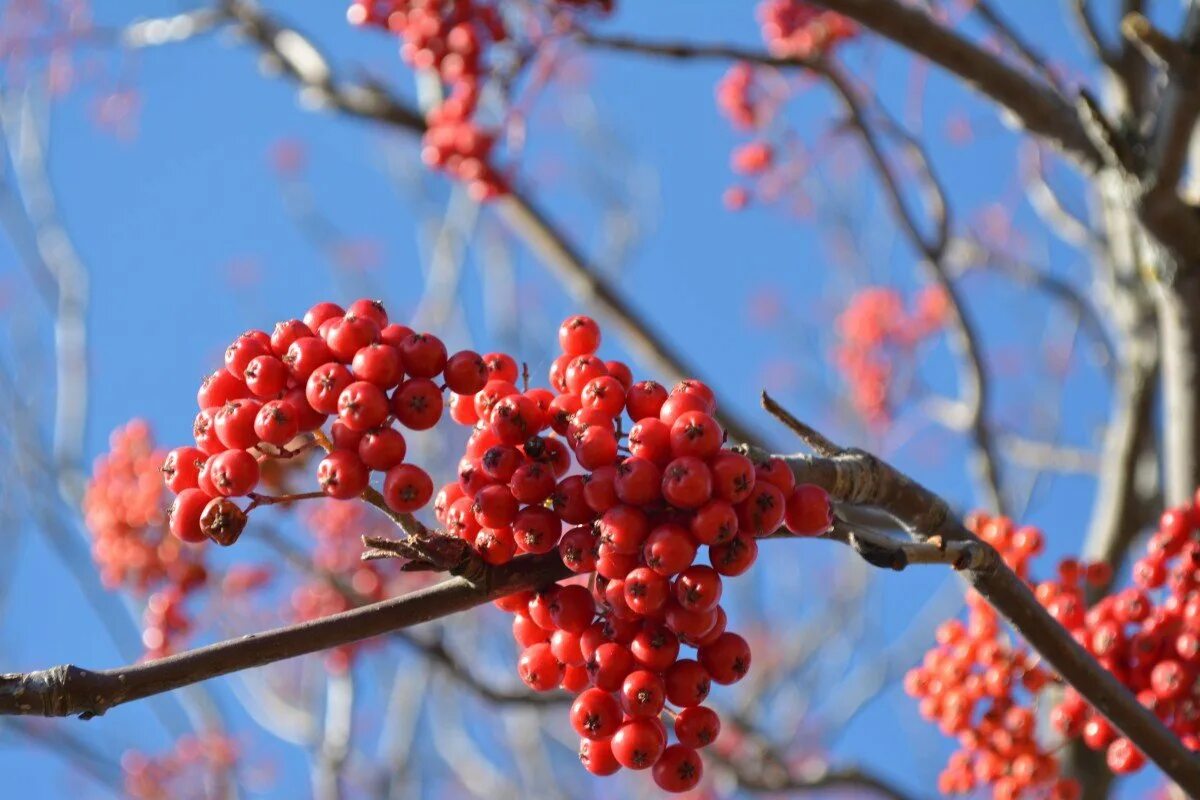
left=691, top=500, right=739, bottom=545
left=283, top=387, right=327, bottom=431
left=193, top=408, right=224, bottom=455
left=391, top=378, right=444, bottom=430
left=270, top=319, right=314, bottom=356
left=448, top=392, right=479, bottom=425
left=626, top=380, right=668, bottom=422
left=559, top=315, right=602, bottom=355
left=581, top=375, right=626, bottom=418
left=551, top=475, right=595, bottom=525
left=169, top=489, right=210, bottom=543
left=254, top=399, right=300, bottom=446
left=669, top=411, right=723, bottom=459
left=610, top=718, right=666, bottom=770
left=571, top=688, right=622, bottom=740
left=509, top=461, right=556, bottom=504
left=699, top=632, right=751, bottom=685
left=208, top=449, right=259, bottom=497
left=674, top=565, right=723, bottom=613
left=559, top=525, right=599, bottom=573
left=491, top=394, right=545, bottom=446
left=628, top=418, right=672, bottom=465
left=614, top=457, right=663, bottom=506
left=709, top=534, right=758, bottom=576
left=621, top=670, right=666, bottom=718
left=303, top=301, right=344, bottom=331
left=306, top=362, right=354, bottom=415
left=225, top=334, right=270, bottom=380
left=710, top=450, right=756, bottom=503
left=518, top=642, right=565, bottom=692
left=284, top=336, right=334, bottom=381
left=346, top=298, right=388, bottom=329
left=579, top=738, right=621, bottom=776
left=398, top=332, right=448, bottom=378
left=482, top=352, right=520, bottom=383
left=605, top=360, right=633, bottom=389
left=652, top=745, right=703, bottom=793
left=674, top=706, right=720, bottom=749
left=474, top=379, right=519, bottom=421
left=317, top=451, right=370, bottom=499
left=512, top=613, right=549, bottom=648
left=512, top=505, right=562, bottom=554
left=197, top=369, right=248, bottom=410
left=587, top=642, right=635, bottom=692
left=338, top=380, right=389, bottom=432
left=624, top=567, right=671, bottom=615
left=214, top=399, right=262, bottom=450
left=630, top=623, right=680, bottom=672
left=1105, top=738, right=1145, bottom=773
left=737, top=482, right=786, bottom=536
left=443, top=350, right=489, bottom=394
left=755, top=456, right=796, bottom=495
left=162, top=446, right=205, bottom=493
left=599, top=505, right=651, bottom=554
left=565, top=355, right=608, bottom=395
left=358, top=426, right=407, bottom=470
left=551, top=628, right=586, bottom=666
left=244, top=355, right=289, bottom=398
left=473, top=483, right=519, bottom=528
left=351, top=343, right=403, bottom=389
left=662, top=456, right=713, bottom=509
left=383, top=463, right=433, bottom=512
left=664, top=659, right=711, bottom=708
left=325, top=314, right=380, bottom=362
left=659, top=392, right=709, bottom=428
left=643, top=523, right=698, bottom=576
left=785, top=483, right=832, bottom=535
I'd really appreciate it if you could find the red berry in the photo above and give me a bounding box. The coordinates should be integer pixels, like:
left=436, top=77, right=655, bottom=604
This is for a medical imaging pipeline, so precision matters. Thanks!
left=162, top=447, right=205, bottom=493
left=571, top=688, right=622, bottom=740
left=443, top=350, right=488, bottom=394
left=698, top=631, right=751, bottom=684
left=284, top=336, right=334, bottom=381
left=270, top=319, right=314, bottom=356
left=325, top=314, right=380, bottom=362
left=509, top=461, right=556, bottom=504
left=383, top=464, right=433, bottom=512
left=599, top=505, right=651, bottom=554
left=351, top=344, right=403, bottom=389
left=214, top=399, right=262, bottom=450
left=358, top=426, right=407, bottom=470
left=631, top=623, right=680, bottom=672
left=306, top=363, right=354, bottom=415
left=674, top=565, right=723, bottom=612
left=169, top=488, right=210, bottom=543
left=652, top=745, right=703, bottom=793
left=628, top=418, right=672, bottom=465
left=674, top=706, right=720, bottom=749
left=512, top=505, right=562, bottom=554
left=559, top=526, right=599, bottom=573
left=317, top=451, right=369, bottom=499
left=346, top=298, right=388, bottom=329
left=254, top=400, right=300, bottom=446
left=587, top=642, right=635, bottom=692
left=391, top=378, right=444, bottom=430
left=621, top=670, right=666, bottom=718
left=664, top=659, right=711, bottom=707
left=303, top=301, right=344, bottom=331
left=614, top=457, right=662, bottom=506
left=197, top=369, right=248, bottom=410
left=579, top=738, right=621, bottom=776
left=755, top=456, right=796, bottom=494
left=338, top=381, right=389, bottom=431
left=784, top=483, right=832, bottom=535
left=737, top=481, right=786, bottom=536
left=610, top=718, right=666, bottom=770
left=244, top=355, right=289, bottom=398
left=669, top=411, right=723, bottom=459
left=710, top=450, right=755, bottom=503
left=709, top=534, right=759, bottom=576
left=559, top=315, right=601, bottom=355
left=624, top=567, right=671, bottom=615
left=398, top=332, right=448, bottom=378
left=662, top=456, right=713, bottom=509
left=208, top=449, right=259, bottom=497
left=643, top=523, right=698, bottom=576
left=518, top=642, right=564, bottom=691
left=626, top=380, right=668, bottom=422
left=225, top=334, right=270, bottom=380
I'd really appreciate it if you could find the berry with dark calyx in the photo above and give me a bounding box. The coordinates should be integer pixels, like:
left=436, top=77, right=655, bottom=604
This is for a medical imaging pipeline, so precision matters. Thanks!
left=674, top=706, right=720, bottom=749
left=699, top=632, right=752, bottom=685
left=351, top=343, right=403, bottom=389
left=162, top=446, right=205, bottom=493
left=391, top=378, right=444, bottom=430
left=571, top=688, right=622, bottom=740
left=652, top=745, right=703, bottom=793
left=443, top=350, right=489, bottom=395
left=559, top=314, right=601, bottom=356
left=317, top=451, right=370, bottom=500
left=398, top=332, right=448, bottom=378
left=338, top=381, right=389, bottom=432
left=383, top=463, right=433, bottom=513
left=208, top=449, right=259, bottom=497
left=254, top=400, right=300, bottom=447
left=358, top=426, right=407, bottom=470
left=610, top=718, right=666, bottom=770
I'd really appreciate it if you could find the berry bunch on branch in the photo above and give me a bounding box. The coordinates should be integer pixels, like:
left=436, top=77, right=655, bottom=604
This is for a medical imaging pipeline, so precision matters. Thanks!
left=158, top=302, right=833, bottom=792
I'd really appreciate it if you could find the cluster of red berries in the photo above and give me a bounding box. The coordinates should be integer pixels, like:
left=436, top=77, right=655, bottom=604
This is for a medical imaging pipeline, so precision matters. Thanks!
left=84, top=421, right=209, bottom=659
left=716, top=1, right=857, bottom=211
left=432, top=315, right=834, bottom=792
left=348, top=0, right=509, bottom=200
left=1048, top=497, right=1200, bottom=772
left=346, top=0, right=611, bottom=201
left=905, top=514, right=1079, bottom=800
left=758, top=0, right=857, bottom=59
left=163, top=298, right=497, bottom=545
left=122, top=734, right=238, bottom=800
left=834, top=286, right=948, bottom=426
left=164, top=300, right=833, bottom=791
left=910, top=500, right=1200, bottom=798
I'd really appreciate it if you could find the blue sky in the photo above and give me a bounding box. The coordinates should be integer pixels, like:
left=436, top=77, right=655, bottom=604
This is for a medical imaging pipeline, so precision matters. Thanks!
left=0, top=1, right=1165, bottom=798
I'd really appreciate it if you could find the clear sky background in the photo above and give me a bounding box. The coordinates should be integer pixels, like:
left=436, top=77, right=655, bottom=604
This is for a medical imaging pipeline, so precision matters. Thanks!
left=0, top=1, right=1171, bottom=798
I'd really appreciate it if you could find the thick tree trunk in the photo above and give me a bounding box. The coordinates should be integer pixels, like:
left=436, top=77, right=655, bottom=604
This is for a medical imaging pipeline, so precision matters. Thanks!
left=1156, top=269, right=1200, bottom=505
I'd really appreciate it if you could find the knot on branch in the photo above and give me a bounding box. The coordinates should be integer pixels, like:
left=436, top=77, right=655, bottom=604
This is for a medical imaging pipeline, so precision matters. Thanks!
left=362, top=532, right=488, bottom=585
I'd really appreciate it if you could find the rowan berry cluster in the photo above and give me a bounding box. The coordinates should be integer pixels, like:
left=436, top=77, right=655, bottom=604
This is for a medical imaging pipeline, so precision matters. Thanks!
left=716, top=1, right=858, bottom=211
left=910, top=499, right=1200, bottom=798
left=834, top=286, right=949, bottom=425
left=163, top=302, right=833, bottom=791
left=1048, top=497, right=1200, bottom=773
left=758, top=0, right=857, bottom=59
left=905, top=514, right=1078, bottom=800
left=346, top=0, right=612, bottom=200
left=84, top=420, right=209, bottom=658
left=122, top=734, right=238, bottom=800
